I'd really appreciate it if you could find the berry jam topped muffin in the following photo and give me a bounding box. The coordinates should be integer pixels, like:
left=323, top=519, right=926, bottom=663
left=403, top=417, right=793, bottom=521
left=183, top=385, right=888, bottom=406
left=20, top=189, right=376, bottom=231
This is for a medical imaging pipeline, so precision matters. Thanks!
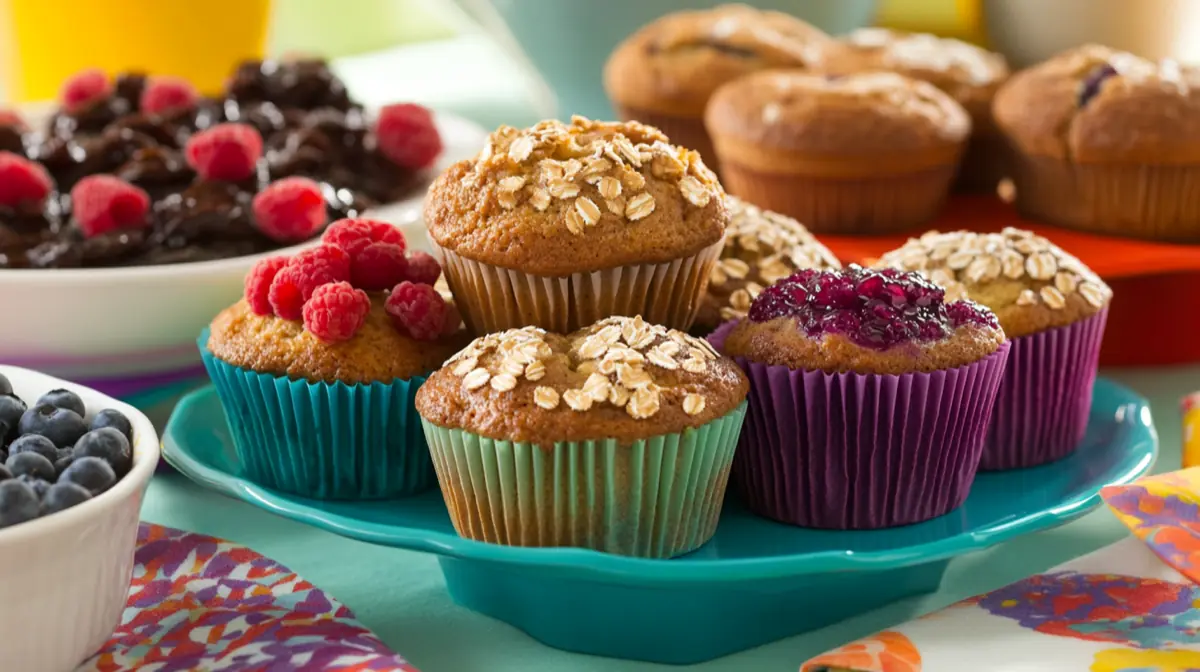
left=696, top=195, right=840, bottom=331
left=202, top=218, right=465, bottom=500
left=603, top=4, right=833, bottom=172
left=425, top=116, right=727, bottom=333
left=715, top=265, right=1009, bottom=529
left=416, top=316, right=749, bottom=558
left=704, top=71, right=970, bottom=234
left=878, top=228, right=1111, bottom=469
left=993, top=45, right=1200, bottom=240
left=822, top=28, right=1010, bottom=191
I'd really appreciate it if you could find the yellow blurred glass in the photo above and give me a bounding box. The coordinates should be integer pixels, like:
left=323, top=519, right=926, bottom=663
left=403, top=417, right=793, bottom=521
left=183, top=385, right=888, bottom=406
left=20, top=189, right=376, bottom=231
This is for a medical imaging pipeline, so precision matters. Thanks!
left=0, top=0, right=271, bottom=103
left=1184, top=394, right=1200, bottom=469
left=874, top=0, right=988, bottom=46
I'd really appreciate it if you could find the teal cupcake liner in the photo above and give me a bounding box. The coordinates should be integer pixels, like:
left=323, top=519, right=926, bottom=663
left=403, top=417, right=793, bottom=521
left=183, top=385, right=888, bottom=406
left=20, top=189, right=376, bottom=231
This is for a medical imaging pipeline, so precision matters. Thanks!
left=420, top=401, right=748, bottom=559
left=198, top=331, right=435, bottom=500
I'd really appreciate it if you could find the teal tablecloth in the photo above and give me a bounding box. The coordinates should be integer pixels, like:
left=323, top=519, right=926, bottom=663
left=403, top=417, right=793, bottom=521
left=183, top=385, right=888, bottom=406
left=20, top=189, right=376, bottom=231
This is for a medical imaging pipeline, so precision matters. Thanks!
left=141, top=365, right=1193, bottom=672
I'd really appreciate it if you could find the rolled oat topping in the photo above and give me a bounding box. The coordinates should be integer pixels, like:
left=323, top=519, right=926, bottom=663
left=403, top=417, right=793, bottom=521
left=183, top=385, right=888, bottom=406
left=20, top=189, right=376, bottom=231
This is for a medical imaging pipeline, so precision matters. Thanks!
left=443, top=316, right=721, bottom=419
left=876, top=227, right=1111, bottom=311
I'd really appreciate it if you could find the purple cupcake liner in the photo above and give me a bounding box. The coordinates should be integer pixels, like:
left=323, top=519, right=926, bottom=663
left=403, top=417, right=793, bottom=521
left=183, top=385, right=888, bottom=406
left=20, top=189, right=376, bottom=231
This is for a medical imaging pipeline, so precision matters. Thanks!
left=980, top=308, right=1109, bottom=471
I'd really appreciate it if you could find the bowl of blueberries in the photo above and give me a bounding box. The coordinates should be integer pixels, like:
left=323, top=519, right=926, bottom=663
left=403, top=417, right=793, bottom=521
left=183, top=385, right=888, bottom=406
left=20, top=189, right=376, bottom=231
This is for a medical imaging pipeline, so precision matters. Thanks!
left=0, top=365, right=158, bottom=672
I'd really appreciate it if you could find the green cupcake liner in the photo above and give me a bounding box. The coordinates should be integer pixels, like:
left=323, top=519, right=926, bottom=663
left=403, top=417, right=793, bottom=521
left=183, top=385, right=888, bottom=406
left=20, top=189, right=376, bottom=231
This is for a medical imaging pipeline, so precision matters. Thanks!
left=420, top=401, right=748, bottom=558
left=199, top=331, right=435, bottom=500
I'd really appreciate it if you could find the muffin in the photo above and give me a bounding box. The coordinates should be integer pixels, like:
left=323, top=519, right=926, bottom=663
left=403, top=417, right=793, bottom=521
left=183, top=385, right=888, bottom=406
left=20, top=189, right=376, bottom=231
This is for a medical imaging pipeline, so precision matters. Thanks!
left=201, top=218, right=466, bottom=499
left=714, top=265, right=1009, bottom=529
left=425, top=116, right=727, bottom=333
left=415, top=315, right=749, bottom=558
left=993, top=45, right=1200, bottom=241
left=822, top=28, right=1010, bottom=192
left=704, top=71, right=970, bottom=234
left=603, top=4, right=834, bottom=173
left=695, top=195, right=840, bottom=332
left=877, top=227, right=1112, bottom=470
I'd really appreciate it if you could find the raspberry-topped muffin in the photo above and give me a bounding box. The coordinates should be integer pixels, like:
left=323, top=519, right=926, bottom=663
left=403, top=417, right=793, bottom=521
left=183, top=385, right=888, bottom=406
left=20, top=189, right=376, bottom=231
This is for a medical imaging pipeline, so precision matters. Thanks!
left=877, top=228, right=1111, bottom=469
left=716, top=265, right=1010, bottom=529
left=202, top=218, right=466, bottom=500
left=425, top=116, right=728, bottom=332
left=416, top=316, right=750, bottom=558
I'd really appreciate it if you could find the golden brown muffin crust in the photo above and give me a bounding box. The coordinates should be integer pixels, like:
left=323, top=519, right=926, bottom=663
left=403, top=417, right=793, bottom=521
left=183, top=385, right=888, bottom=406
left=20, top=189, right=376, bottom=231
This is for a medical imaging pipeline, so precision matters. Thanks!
left=415, top=317, right=749, bottom=443
left=875, top=228, right=1112, bottom=338
left=424, top=116, right=728, bottom=276
left=603, top=4, right=834, bottom=117
left=704, top=70, right=971, bottom=175
left=696, top=195, right=840, bottom=329
left=993, top=44, right=1200, bottom=163
left=208, top=299, right=467, bottom=384
left=722, top=315, right=1003, bottom=375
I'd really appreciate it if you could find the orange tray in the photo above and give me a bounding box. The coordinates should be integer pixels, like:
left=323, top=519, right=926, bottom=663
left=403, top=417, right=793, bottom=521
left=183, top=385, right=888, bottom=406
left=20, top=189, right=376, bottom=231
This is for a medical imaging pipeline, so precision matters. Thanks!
left=819, top=196, right=1200, bottom=367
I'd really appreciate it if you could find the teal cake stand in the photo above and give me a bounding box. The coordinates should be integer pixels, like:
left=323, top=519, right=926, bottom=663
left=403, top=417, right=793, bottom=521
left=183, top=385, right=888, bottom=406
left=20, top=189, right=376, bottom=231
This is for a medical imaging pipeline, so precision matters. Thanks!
left=163, top=378, right=1157, bottom=665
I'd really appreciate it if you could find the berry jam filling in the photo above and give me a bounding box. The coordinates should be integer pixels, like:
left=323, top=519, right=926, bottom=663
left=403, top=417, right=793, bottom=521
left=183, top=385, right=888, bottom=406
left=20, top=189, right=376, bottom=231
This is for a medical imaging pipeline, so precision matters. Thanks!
left=747, top=265, right=998, bottom=350
left=1077, top=63, right=1118, bottom=107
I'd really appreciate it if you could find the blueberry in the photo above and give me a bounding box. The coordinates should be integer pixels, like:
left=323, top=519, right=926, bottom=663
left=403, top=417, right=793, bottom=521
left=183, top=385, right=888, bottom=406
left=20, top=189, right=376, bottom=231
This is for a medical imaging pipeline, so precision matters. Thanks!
left=18, top=403, right=88, bottom=448
left=7, top=434, right=58, bottom=462
left=60, top=457, right=116, bottom=495
left=0, top=374, right=11, bottom=397
left=18, top=475, right=51, bottom=500
left=0, top=394, right=26, bottom=444
left=0, top=480, right=39, bottom=528
left=36, top=389, right=86, bottom=418
left=0, top=464, right=10, bottom=481
left=6, top=451, right=56, bottom=482
left=73, top=427, right=132, bottom=475
left=90, top=409, right=133, bottom=443
left=42, top=482, right=91, bottom=515
left=54, top=451, right=75, bottom=476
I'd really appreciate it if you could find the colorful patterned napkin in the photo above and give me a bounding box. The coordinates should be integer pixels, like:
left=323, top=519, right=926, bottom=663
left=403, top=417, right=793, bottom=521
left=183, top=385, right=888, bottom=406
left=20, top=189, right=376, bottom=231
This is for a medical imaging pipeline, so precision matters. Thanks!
left=77, top=524, right=418, bottom=672
left=800, top=468, right=1200, bottom=672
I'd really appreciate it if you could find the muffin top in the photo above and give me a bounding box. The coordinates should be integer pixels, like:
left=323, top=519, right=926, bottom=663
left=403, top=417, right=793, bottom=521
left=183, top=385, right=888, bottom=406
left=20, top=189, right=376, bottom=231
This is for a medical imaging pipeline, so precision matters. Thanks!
left=993, top=44, right=1200, bottom=163
left=697, top=195, right=840, bottom=328
left=603, top=4, right=834, bottom=117
left=704, top=71, right=971, bottom=174
left=721, top=265, right=1004, bottom=375
left=415, top=316, right=749, bottom=443
left=875, top=227, right=1112, bottom=338
left=822, top=28, right=1008, bottom=124
left=424, top=116, right=727, bottom=276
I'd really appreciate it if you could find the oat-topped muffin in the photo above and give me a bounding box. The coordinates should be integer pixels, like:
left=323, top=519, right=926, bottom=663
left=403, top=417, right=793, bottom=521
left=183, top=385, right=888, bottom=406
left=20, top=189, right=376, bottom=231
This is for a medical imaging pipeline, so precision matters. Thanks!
left=425, top=116, right=728, bottom=333
left=704, top=71, right=970, bottom=234
left=993, top=45, right=1200, bottom=240
left=877, top=228, right=1111, bottom=469
left=416, top=315, right=749, bottom=558
left=696, top=195, right=840, bottom=331
left=823, top=28, right=1010, bottom=191
left=604, top=4, right=834, bottom=172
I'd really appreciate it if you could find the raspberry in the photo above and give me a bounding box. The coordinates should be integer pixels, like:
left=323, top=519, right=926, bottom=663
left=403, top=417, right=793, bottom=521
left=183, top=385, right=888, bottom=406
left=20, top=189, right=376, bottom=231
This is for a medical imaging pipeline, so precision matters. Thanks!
left=386, top=281, right=448, bottom=341
left=0, top=109, right=26, bottom=130
left=268, top=246, right=351, bottom=319
left=403, top=251, right=442, bottom=286
left=0, top=151, right=53, bottom=207
left=140, top=76, right=199, bottom=116
left=303, top=282, right=370, bottom=342
left=185, top=123, right=263, bottom=181
left=351, top=242, right=409, bottom=291
left=244, top=256, right=289, bottom=315
left=323, top=218, right=406, bottom=256
left=441, top=302, right=463, bottom=336
left=252, top=177, right=327, bottom=242
left=69, top=175, right=151, bottom=238
left=375, top=103, right=442, bottom=170
left=61, top=69, right=112, bottom=113
left=365, top=219, right=407, bottom=248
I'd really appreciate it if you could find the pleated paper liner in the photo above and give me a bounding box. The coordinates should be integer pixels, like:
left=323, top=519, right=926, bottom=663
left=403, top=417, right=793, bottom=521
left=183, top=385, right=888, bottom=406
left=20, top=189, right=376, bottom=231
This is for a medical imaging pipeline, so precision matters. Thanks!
left=198, top=331, right=435, bottom=500
left=613, top=104, right=720, bottom=175
left=430, top=237, right=723, bottom=334
left=420, top=401, right=748, bottom=559
left=981, top=308, right=1109, bottom=471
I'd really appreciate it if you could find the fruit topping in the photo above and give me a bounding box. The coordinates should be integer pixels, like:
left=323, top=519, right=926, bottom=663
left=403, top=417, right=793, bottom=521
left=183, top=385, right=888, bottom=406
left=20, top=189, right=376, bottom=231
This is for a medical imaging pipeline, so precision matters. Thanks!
left=375, top=103, right=442, bottom=170
left=18, top=403, right=88, bottom=448
left=747, top=265, right=999, bottom=350
left=140, top=76, right=200, bottom=116
left=1078, top=64, right=1118, bottom=107
left=303, top=281, right=370, bottom=342
left=244, top=256, right=289, bottom=316
left=322, top=217, right=405, bottom=256
left=251, top=176, right=327, bottom=242
left=61, top=68, right=113, bottom=113
left=386, top=281, right=450, bottom=341
left=267, top=244, right=352, bottom=319
left=350, top=242, right=409, bottom=291
left=184, top=122, right=264, bottom=181
left=0, top=109, right=27, bottom=131
left=0, top=151, right=53, bottom=207
left=403, top=251, right=442, bottom=286
left=70, top=175, right=152, bottom=237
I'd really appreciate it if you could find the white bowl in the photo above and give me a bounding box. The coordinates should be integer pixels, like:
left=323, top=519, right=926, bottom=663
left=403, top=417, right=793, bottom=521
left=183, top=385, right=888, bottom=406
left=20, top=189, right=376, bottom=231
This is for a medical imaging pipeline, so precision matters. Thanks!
left=0, top=112, right=487, bottom=382
left=0, top=365, right=159, bottom=672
